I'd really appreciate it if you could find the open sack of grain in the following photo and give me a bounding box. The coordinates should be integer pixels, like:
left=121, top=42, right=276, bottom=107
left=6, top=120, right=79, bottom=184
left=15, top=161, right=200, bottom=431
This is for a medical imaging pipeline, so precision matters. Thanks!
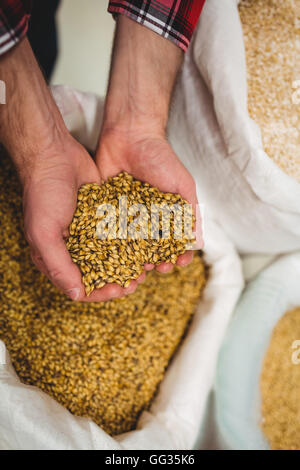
left=0, top=86, right=243, bottom=450
left=215, top=252, right=300, bottom=450
left=168, top=0, right=300, bottom=255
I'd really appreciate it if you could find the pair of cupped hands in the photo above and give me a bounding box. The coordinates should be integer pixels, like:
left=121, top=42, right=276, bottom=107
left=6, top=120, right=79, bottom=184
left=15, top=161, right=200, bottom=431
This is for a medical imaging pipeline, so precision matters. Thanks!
left=23, top=125, right=201, bottom=302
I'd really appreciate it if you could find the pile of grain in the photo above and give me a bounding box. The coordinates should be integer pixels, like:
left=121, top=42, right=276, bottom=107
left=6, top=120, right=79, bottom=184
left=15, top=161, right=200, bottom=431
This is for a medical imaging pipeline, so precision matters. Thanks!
left=67, top=173, right=195, bottom=295
left=0, top=147, right=207, bottom=436
left=239, top=0, right=300, bottom=181
left=260, top=307, right=300, bottom=450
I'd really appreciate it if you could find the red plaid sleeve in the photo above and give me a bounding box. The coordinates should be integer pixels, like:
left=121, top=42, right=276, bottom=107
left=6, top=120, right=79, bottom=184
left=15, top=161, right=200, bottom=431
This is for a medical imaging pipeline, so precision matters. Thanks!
left=0, top=0, right=32, bottom=55
left=108, top=0, right=205, bottom=51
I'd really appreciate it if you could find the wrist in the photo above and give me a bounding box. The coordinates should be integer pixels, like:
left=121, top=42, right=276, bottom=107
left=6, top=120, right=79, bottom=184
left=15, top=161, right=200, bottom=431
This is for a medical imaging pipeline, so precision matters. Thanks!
left=102, top=15, right=182, bottom=136
left=0, top=38, right=70, bottom=185
left=101, top=107, right=167, bottom=138
left=5, top=105, right=70, bottom=187
left=14, top=126, right=71, bottom=188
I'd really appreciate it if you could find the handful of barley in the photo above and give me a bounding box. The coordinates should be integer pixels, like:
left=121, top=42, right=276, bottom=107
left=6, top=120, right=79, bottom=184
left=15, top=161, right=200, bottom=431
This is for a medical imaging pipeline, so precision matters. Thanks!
left=67, top=172, right=196, bottom=295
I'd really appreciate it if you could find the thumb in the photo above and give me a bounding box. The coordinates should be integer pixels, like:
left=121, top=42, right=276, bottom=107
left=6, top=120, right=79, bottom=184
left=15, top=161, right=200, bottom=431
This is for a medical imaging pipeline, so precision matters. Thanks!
left=28, top=227, right=85, bottom=301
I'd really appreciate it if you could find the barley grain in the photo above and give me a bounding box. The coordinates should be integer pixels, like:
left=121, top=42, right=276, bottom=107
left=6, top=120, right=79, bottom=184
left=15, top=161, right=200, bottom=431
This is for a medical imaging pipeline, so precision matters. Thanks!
left=0, top=147, right=208, bottom=436
left=239, top=0, right=300, bottom=181
left=261, top=307, right=300, bottom=450
left=67, top=173, right=196, bottom=295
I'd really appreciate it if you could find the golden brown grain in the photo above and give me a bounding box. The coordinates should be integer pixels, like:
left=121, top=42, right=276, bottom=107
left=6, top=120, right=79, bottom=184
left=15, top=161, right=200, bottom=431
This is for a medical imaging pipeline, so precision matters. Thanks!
left=239, top=0, right=300, bottom=181
left=0, top=147, right=207, bottom=436
left=67, top=173, right=195, bottom=296
left=260, top=307, right=300, bottom=450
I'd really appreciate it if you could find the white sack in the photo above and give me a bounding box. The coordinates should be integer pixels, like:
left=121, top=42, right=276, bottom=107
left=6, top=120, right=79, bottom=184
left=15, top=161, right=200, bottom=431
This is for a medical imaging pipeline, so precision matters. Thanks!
left=0, top=86, right=243, bottom=450
left=168, top=0, right=300, bottom=255
left=0, top=217, right=242, bottom=450
left=215, top=251, right=300, bottom=450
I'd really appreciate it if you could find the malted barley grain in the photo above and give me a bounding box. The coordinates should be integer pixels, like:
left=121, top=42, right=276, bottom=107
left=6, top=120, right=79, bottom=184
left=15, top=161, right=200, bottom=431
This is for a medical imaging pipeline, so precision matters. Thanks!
left=67, top=173, right=196, bottom=296
left=261, top=307, right=300, bottom=450
left=239, top=0, right=300, bottom=181
left=0, top=147, right=208, bottom=435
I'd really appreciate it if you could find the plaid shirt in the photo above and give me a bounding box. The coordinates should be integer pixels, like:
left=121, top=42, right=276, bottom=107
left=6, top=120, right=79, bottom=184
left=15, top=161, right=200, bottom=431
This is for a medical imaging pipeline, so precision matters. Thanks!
left=0, top=0, right=205, bottom=56
left=108, top=1, right=205, bottom=51
left=0, top=0, right=32, bottom=55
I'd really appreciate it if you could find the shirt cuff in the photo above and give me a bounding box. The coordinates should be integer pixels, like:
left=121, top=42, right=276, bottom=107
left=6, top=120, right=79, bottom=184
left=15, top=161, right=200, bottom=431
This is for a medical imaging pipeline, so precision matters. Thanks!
left=108, top=1, right=205, bottom=52
left=0, top=1, right=32, bottom=56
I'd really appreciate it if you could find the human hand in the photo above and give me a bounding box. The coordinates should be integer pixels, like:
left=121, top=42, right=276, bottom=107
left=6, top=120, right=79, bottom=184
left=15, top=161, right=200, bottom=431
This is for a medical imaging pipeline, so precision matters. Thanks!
left=0, top=38, right=144, bottom=302
left=21, top=136, right=100, bottom=301
left=96, top=127, right=202, bottom=276
left=22, top=131, right=147, bottom=303
left=96, top=15, right=202, bottom=279
left=22, top=135, right=147, bottom=302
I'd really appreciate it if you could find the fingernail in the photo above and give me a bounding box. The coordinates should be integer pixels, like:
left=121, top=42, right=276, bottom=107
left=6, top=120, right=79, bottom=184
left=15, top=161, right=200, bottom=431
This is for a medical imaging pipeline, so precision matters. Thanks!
left=67, top=287, right=80, bottom=300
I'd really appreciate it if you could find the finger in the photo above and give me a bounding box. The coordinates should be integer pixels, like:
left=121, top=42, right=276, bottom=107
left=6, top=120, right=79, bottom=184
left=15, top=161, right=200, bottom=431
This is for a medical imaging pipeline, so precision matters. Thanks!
left=155, top=262, right=173, bottom=274
left=123, top=280, right=138, bottom=295
left=83, top=282, right=124, bottom=302
left=82, top=280, right=138, bottom=302
left=137, top=272, right=146, bottom=283
left=144, top=263, right=154, bottom=271
left=176, top=250, right=194, bottom=267
left=29, top=228, right=85, bottom=301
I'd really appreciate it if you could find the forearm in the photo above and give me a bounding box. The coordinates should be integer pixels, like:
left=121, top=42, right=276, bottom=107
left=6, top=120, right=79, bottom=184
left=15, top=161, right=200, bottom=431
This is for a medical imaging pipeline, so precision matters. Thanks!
left=103, top=15, right=183, bottom=135
left=0, top=37, right=67, bottom=184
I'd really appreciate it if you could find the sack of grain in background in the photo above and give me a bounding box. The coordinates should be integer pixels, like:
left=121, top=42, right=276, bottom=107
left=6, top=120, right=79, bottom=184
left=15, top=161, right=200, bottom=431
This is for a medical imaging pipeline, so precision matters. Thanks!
left=261, top=307, right=300, bottom=450
left=239, top=0, right=300, bottom=181
left=215, top=253, right=300, bottom=450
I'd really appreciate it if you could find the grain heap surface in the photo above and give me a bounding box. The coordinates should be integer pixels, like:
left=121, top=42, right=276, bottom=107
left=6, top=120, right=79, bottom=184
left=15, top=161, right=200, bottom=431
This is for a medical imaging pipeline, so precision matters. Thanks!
left=67, top=173, right=195, bottom=295
left=0, top=148, right=207, bottom=436
left=261, top=307, right=300, bottom=450
left=239, top=0, right=300, bottom=181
